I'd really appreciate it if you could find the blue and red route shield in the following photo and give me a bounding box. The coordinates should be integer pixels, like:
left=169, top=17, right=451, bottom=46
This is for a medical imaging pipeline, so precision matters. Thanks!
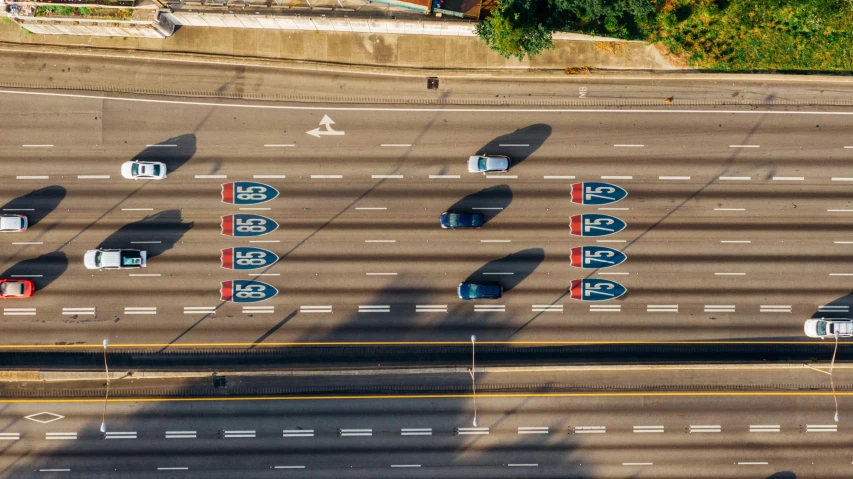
left=220, top=280, right=278, bottom=303
left=570, top=278, right=627, bottom=302
left=221, top=182, right=279, bottom=206
left=570, top=182, right=627, bottom=206
left=221, top=247, right=279, bottom=270
left=220, top=214, right=279, bottom=237
left=570, top=246, right=627, bottom=269
left=569, top=214, right=626, bottom=237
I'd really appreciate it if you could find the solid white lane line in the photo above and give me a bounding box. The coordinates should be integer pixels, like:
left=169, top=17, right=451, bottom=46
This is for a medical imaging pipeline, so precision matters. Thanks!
left=381, top=144, right=412, bottom=147
left=263, top=144, right=295, bottom=147
left=429, top=175, right=460, bottom=179
left=601, top=175, right=632, bottom=180
left=194, top=175, right=227, bottom=179
left=715, top=208, right=745, bottom=211
left=77, top=175, right=110, bottom=179
left=729, top=145, right=759, bottom=148
left=12, top=242, right=43, bottom=245
left=772, top=176, right=804, bottom=181
left=122, top=208, right=154, bottom=211
left=356, top=207, right=388, bottom=210
left=372, top=175, right=404, bottom=179
left=391, top=465, right=421, bottom=468
left=254, top=175, right=287, bottom=179
left=17, top=176, right=49, bottom=179
left=659, top=176, right=690, bottom=180
left=499, top=143, right=529, bottom=147
left=715, top=272, right=745, bottom=276
left=311, top=175, right=343, bottom=179
left=23, top=144, right=53, bottom=147
left=543, top=175, right=576, bottom=179
left=721, top=240, right=751, bottom=243
left=481, top=239, right=511, bottom=243
left=614, top=144, right=644, bottom=147
left=719, top=176, right=751, bottom=181
left=146, top=144, right=177, bottom=147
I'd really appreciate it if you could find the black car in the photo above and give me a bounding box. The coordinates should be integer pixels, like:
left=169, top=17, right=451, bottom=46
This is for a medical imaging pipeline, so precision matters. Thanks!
left=440, top=212, right=484, bottom=229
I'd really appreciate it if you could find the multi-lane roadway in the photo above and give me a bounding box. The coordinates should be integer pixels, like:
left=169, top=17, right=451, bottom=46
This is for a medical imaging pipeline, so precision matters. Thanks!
left=1, top=86, right=853, bottom=344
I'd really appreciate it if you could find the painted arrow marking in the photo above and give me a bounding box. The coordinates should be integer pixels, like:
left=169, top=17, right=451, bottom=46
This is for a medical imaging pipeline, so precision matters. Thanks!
left=306, top=115, right=345, bottom=138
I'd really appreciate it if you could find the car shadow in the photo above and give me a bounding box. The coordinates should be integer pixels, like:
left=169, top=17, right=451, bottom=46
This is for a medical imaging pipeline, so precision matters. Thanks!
left=0, top=186, right=66, bottom=227
left=0, top=252, right=68, bottom=291
left=97, top=210, right=193, bottom=259
left=476, top=123, right=551, bottom=169
left=810, top=291, right=853, bottom=319
left=445, top=185, right=513, bottom=225
left=132, top=134, right=196, bottom=173
left=464, top=248, right=544, bottom=293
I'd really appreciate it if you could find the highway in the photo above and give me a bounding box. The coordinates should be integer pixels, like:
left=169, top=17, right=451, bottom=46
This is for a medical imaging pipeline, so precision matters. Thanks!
left=1, top=84, right=853, bottom=344
left=0, top=393, right=848, bottom=478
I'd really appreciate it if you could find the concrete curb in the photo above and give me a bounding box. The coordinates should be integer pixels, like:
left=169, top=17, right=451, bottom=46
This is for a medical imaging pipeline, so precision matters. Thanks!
left=15, top=363, right=853, bottom=382
left=2, top=41, right=853, bottom=83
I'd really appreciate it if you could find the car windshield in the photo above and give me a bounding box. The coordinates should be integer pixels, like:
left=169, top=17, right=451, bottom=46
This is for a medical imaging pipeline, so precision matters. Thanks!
left=478, top=158, right=487, bottom=170
left=447, top=214, right=459, bottom=227
left=817, top=321, right=828, bottom=336
left=0, top=283, right=5, bottom=295
left=468, top=284, right=480, bottom=296
left=94, top=251, right=102, bottom=266
left=152, top=165, right=161, bottom=176
left=131, top=164, right=140, bottom=176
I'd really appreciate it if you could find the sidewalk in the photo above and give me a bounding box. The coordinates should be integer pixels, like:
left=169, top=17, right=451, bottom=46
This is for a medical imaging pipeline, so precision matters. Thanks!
left=0, top=22, right=676, bottom=71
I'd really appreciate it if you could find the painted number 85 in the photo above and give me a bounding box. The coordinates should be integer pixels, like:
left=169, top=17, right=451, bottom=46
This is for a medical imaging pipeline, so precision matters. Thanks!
left=236, top=185, right=267, bottom=201
left=236, top=217, right=267, bottom=233
left=235, top=283, right=267, bottom=299
left=235, top=251, right=266, bottom=266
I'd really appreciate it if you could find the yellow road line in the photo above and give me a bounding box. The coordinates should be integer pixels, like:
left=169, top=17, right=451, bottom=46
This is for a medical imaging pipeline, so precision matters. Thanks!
left=0, top=340, right=844, bottom=349
left=2, top=391, right=853, bottom=403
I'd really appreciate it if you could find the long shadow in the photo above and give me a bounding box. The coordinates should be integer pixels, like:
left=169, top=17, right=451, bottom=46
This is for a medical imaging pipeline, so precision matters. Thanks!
left=464, top=248, right=544, bottom=293
left=250, top=310, right=298, bottom=349
left=97, top=210, right=193, bottom=259
left=132, top=134, right=196, bottom=173
left=0, top=186, right=66, bottom=227
left=0, top=252, right=68, bottom=291
left=476, top=123, right=551, bottom=169
left=766, top=473, right=796, bottom=479
left=445, top=185, right=513, bottom=225
left=810, top=291, right=853, bottom=320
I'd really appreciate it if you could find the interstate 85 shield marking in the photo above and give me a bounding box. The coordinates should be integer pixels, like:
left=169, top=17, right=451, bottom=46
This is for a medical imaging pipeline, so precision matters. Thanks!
left=570, top=278, right=627, bottom=302
left=570, top=182, right=627, bottom=206
left=221, top=247, right=279, bottom=270
left=570, top=246, right=627, bottom=269
left=221, top=214, right=279, bottom=237
left=569, top=214, right=626, bottom=237
left=221, top=182, right=279, bottom=205
left=220, top=280, right=278, bottom=303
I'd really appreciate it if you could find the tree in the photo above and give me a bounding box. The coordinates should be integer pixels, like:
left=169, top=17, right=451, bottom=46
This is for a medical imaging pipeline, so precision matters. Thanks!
left=475, top=2, right=556, bottom=60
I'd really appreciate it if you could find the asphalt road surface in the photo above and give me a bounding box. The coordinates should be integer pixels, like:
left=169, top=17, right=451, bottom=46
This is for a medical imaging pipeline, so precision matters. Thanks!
left=1, top=82, right=853, bottom=345
left=0, top=393, right=847, bottom=478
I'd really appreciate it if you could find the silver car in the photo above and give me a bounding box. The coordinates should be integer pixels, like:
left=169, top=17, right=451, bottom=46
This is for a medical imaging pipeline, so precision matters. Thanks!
left=467, top=155, right=510, bottom=174
left=0, top=214, right=27, bottom=232
left=121, top=160, right=167, bottom=180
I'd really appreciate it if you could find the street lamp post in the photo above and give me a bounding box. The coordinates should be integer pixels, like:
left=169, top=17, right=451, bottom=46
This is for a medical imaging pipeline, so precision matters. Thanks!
left=803, top=331, right=841, bottom=423
left=469, top=335, right=477, bottom=427
left=100, top=339, right=110, bottom=433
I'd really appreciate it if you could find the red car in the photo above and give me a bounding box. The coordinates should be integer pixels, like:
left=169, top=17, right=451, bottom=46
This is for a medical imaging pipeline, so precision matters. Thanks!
left=0, top=279, right=35, bottom=299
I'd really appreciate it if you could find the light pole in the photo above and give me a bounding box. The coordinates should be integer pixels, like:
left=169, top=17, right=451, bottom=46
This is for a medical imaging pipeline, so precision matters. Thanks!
left=100, top=339, right=110, bottom=433
left=803, top=331, right=841, bottom=422
left=469, top=335, right=477, bottom=427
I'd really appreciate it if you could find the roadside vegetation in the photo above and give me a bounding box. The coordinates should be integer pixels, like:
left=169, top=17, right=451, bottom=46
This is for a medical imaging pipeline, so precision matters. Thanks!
left=34, top=5, right=133, bottom=20
left=476, top=0, right=853, bottom=71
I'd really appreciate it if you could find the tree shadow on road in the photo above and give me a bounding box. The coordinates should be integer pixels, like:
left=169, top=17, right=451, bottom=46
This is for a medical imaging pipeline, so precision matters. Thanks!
left=0, top=186, right=66, bottom=228
left=463, top=248, right=545, bottom=293
left=444, top=185, right=513, bottom=225
left=0, top=252, right=68, bottom=291
left=476, top=123, right=551, bottom=169
left=97, top=210, right=193, bottom=259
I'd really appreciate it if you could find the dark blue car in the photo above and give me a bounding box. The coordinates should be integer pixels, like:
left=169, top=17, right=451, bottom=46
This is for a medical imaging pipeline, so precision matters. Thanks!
left=440, top=212, right=484, bottom=229
left=457, top=282, right=503, bottom=300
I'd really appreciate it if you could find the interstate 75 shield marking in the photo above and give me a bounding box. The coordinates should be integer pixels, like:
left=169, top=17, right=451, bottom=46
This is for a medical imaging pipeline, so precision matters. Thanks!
left=220, top=280, right=278, bottom=303
left=221, top=214, right=279, bottom=237
left=570, top=182, right=627, bottom=206
left=569, top=214, right=626, bottom=237
left=221, top=247, right=279, bottom=270
left=221, top=182, right=279, bottom=205
left=570, top=278, right=627, bottom=302
left=570, top=246, right=627, bottom=269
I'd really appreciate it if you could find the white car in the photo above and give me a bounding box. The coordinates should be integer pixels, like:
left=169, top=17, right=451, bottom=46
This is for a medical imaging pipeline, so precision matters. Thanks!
left=804, top=319, right=853, bottom=338
left=0, top=214, right=27, bottom=232
left=84, top=249, right=147, bottom=270
left=121, top=161, right=167, bottom=180
left=467, top=155, right=511, bottom=174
